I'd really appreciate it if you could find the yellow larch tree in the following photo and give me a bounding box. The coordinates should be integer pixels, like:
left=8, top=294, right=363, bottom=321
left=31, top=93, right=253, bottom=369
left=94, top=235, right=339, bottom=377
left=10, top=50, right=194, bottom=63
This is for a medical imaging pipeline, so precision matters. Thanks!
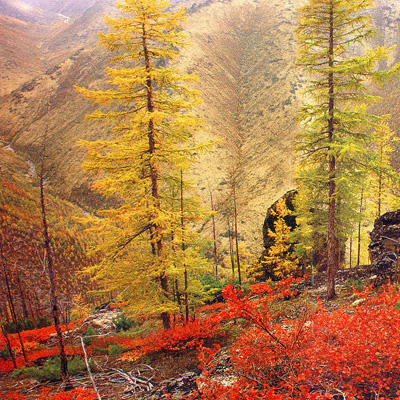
left=263, top=199, right=299, bottom=280
left=76, top=0, right=212, bottom=329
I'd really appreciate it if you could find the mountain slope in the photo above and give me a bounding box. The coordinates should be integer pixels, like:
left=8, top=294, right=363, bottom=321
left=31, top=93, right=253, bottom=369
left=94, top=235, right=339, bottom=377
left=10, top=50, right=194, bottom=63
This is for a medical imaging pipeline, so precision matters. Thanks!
left=1, top=0, right=400, bottom=257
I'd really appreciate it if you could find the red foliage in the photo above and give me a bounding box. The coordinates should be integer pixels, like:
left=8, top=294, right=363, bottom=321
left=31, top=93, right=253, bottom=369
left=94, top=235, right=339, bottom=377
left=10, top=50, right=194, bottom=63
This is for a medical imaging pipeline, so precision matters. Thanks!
left=193, top=279, right=400, bottom=400
left=0, top=320, right=84, bottom=372
left=0, top=320, right=83, bottom=350
left=0, top=345, right=82, bottom=373
left=38, top=388, right=97, bottom=400
left=108, top=301, right=128, bottom=309
left=0, top=389, right=96, bottom=400
left=120, top=312, right=226, bottom=361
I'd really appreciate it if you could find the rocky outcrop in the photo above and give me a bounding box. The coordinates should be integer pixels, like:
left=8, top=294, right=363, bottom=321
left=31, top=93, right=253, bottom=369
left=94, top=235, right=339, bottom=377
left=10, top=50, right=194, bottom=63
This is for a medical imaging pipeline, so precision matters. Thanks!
left=80, top=309, right=119, bottom=334
left=369, top=210, right=400, bottom=285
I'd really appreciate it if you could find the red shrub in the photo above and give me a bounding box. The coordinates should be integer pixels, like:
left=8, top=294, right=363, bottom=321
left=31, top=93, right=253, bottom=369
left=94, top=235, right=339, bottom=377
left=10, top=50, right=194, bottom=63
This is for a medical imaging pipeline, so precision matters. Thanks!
left=0, top=389, right=96, bottom=400
left=194, top=279, right=400, bottom=400
left=0, top=320, right=83, bottom=350
left=121, top=312, right=226, bottom=361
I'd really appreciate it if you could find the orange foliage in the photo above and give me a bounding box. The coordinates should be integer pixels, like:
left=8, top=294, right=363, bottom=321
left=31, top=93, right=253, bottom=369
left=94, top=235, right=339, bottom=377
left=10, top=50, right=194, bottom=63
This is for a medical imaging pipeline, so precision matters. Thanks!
left=108, top=301, right=128, bottom=309
left=192, top=279, right=400, bottom=400
left=0, top=320, right=84, bottom=372
left=0, top=346, right=82, bottom=373
left=120, top=313, right=226, bottom=362
left=0, top=320, right=83, bottom=349
left=0, top=388, right=96, bottom=400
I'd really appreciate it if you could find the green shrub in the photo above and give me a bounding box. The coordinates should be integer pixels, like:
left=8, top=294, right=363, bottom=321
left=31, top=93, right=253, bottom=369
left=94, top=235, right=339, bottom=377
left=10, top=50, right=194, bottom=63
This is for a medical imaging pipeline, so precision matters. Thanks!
left=94, top=342, right=127, bottom=355
left=93, top=346, right=109, bottom=355
left=11, top=356, right=87, bottom=382
left=112, top=314, right=134, bottom=332
left=83, top=325, right=98, bottom=345
left=344, top=278, right=364, bottom=292
left=3, top=318, right=37, bottom=334
left=108, top=343, right=126, bottom=355
left=198, top=274, right=226, bottom=303
left=0, top=346, right=12, bottom=360
left=36, top=316, right=51, bottom=329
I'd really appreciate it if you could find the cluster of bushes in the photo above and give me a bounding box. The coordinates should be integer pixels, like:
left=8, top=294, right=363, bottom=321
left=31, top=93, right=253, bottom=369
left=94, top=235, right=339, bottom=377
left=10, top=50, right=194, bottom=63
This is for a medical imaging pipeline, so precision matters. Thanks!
left=3, top=317, right=51, bottom=334
left=11, top=357, right=87, bottom=382
left=0, top=388, right=96, bottom=400
left=191, top=278, right=400, bottom=399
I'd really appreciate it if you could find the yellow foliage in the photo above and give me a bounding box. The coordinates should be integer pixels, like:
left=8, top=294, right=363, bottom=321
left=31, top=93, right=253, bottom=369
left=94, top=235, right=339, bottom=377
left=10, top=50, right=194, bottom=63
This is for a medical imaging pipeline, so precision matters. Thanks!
left=261, top=199, right=299, bottom=280
left=77, top=0, right=214, bottom=324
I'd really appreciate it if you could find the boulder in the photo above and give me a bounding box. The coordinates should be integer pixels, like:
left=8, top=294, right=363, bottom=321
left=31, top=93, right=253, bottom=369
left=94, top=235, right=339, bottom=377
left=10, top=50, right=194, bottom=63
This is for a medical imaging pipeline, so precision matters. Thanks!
left=369, top=210, right=400, bottom=285
left=81, top=309, right=120, bottom=334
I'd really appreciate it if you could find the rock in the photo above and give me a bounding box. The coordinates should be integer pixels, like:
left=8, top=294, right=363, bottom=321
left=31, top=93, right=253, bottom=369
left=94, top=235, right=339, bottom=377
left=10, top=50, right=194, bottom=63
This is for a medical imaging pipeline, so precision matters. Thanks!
left=351, top=298, right=366, bottom=307
left=369, top=210, right=400, bottom=285
left=143, top=371, right=200, bottom=399
left=81, top=309, right=120, bottom=334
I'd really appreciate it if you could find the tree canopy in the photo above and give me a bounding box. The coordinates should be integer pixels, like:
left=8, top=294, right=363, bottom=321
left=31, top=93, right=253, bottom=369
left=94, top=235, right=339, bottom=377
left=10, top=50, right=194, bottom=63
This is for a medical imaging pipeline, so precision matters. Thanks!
left=295, top=0, right=399, bottom=298
left=77, top=0, right=212, bottom=328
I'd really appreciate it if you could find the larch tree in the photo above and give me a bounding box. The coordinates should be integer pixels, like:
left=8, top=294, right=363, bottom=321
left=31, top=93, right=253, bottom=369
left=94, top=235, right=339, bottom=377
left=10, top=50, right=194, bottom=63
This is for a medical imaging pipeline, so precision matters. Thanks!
left=76, top=0, right=211, bottom=329
left=369, top=122, right=399, bottom=217
left=296, top=0, right=399, bottom=299
left=261, top=199, right=300, bottom=280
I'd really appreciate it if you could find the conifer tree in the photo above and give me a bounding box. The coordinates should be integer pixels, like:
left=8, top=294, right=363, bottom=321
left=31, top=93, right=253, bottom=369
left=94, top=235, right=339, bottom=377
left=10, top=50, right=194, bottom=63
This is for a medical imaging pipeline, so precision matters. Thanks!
left=249, top=198, right=299, bottom=281
left=263, top=199, right=299, bottom=279
left=369, top=123, right=399, bottom=217
left=77, top=0, right=211, bottom=329
left=296, top=0, right=399, bottom=299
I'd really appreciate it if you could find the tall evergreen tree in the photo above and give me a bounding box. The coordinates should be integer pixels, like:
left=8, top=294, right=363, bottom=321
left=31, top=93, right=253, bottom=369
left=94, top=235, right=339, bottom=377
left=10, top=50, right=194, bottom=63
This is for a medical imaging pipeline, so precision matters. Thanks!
left=369, top=122, right=399, bottom=217
left=77, top=0, right=211, bottom=329
left=296, top=0, right=399, bottom=299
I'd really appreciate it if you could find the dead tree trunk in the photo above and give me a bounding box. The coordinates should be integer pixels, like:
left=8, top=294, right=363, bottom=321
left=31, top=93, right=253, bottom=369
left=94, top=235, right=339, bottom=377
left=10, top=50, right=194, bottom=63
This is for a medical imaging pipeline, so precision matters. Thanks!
left=39, top=96, right=72, bottom=389
left=210, top=191, right=218, bottom=277
left=0, top=243, right=27, bottom=364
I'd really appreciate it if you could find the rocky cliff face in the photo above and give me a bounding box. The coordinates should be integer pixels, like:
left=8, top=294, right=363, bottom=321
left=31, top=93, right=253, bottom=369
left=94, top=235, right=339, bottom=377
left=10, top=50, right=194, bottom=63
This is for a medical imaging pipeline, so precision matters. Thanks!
left=0, top=0, right=399, bottom=255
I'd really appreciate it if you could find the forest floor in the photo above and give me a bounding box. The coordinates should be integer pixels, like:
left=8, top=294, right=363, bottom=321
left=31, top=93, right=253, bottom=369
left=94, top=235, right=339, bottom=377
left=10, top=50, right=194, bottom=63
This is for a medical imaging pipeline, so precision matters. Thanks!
left=0, top=266, right=378, bottom=400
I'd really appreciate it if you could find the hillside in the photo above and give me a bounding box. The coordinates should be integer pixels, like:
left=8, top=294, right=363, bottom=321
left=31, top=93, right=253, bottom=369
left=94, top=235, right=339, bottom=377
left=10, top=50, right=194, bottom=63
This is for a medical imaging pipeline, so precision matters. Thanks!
left=0, top=15, right=45, bottom=95
left=0, top=0, right=400, bottom=256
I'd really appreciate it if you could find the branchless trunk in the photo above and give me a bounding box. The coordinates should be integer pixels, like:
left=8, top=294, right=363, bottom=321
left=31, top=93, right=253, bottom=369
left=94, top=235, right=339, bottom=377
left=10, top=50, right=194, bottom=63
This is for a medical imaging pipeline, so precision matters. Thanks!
left=357, top=187, right=364, bottom=266
left=378, top=148, right=383, bottom=217
left=210, top=191, right=218, bottom=277
left=349, top=236, right=353, bottom=269
left=15, top=266, right=29, bottom=320
left=39, top=170, right=72, bottom=389
left=233, top=183, right=242, bottom=286
left=0, top=243, right=27, bottom=363
left=180, top=171, right=190, bottom=323
left=1, top=325, right=16, bottom=369
left=39, top=93, right=72, bottom=388
left=327, top=1, right=337, bottom=300
left=228, top=218, right=235, bottom=276
left=142, top=22, right=170, bottom=330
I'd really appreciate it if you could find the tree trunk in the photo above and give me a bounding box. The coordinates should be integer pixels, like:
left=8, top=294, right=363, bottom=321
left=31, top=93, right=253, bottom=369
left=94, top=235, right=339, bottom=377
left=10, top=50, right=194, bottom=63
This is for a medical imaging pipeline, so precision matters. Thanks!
left=228, top=218, right=235, bottom=276
left=210, top=191, right=218, bottom=277
left=357, top=187, right=364, bottom=266
left=378, top=148, right=383, bottom=217
left=327, top=2, right=336, bottom=300
left=15, top=268, right=29, bottom=320
left=0, top=244, right=28, bottom=364
left=349, top=236, right=353, bottom=269
left=233, top=183, right=242, bottom=286
left=1, top=325, right=16, bottom=369
left=180, top=171, right=189, bottom=323
left=142, top=22, right=170, bottom=329
left=39, top=155, right=72, bottom=389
